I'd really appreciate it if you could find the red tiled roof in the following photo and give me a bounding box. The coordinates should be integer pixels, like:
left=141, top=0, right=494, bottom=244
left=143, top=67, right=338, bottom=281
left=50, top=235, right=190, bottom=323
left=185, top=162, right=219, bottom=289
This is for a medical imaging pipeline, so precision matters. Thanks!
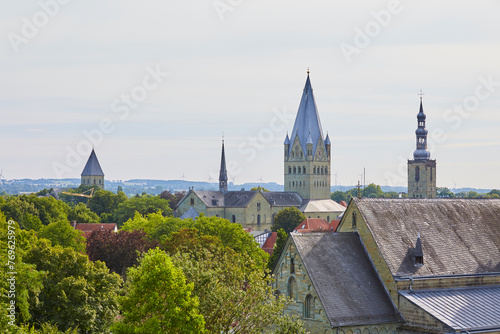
left=262, top=232, right=277, bottom=255
left=74, top=223, right=117, bottom=232
left=339, top=200, right=348, bottom=207
left=329, top=219, right=341, bottom=232
left=293, top=218, right=330, bottom=233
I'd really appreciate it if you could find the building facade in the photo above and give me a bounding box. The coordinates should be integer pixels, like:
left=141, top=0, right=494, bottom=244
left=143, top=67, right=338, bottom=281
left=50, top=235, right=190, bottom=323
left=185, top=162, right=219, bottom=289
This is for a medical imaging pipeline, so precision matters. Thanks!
left=407, top=99, right=436, bottom=198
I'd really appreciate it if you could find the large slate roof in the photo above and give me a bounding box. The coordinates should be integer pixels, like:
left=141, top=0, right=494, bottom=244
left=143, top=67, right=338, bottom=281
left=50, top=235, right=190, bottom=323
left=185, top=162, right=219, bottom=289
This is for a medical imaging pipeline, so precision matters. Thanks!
left=400, top=286, right=500, bottom=331
left=288, top=74, right=326, bottom=157
left=352, top=198, right=500, bottom=277
left=81, top=149, right=104, bottom=176
left=261, top=191, right=302, bottom=207
left=192, top=190, right=302, bottom=208
left=292, top=233, right=402, bottom=327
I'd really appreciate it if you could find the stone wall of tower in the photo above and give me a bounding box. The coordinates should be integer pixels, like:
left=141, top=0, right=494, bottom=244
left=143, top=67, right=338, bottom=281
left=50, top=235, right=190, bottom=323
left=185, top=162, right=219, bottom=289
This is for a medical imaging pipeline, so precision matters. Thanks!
left=81, top=175, right=104, bottom=189
left=407, top=160, right=436, bottom=198
left=284, top=137, right=330, bottom=200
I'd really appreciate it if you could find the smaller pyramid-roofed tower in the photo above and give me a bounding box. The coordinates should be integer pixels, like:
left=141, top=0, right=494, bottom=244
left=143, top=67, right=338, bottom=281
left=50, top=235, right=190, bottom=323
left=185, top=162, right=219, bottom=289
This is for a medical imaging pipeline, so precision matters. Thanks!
left=81, top=148, right=105, bottom=189
left=219, top=140, right=228, bottom=193
left=408, top=95, right=436, bottom=198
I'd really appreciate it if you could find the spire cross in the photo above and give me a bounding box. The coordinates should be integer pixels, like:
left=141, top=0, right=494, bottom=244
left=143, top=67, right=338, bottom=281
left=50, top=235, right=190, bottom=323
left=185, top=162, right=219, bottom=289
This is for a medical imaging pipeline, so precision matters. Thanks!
left=307, top=67, right=310, bottom=74
left=418, top=90, right=425, bottom=101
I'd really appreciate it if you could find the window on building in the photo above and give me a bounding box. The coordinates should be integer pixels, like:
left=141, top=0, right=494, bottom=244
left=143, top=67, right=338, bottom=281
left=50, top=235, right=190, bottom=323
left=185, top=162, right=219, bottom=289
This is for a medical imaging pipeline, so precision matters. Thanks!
left=232, top=215, right=236, bottom=223
left=272, top=213, right=276, bottom=223
left=257, top=214, right=261, bottom=225
left=257, top=202, right=261, bottom=211
left=415, top=255, right=424, bottom=265
left=415, top=166, right=420, bottom=182
left=304, top=295, right=314, bottom=319
left=325, top=167, right=328, bottom=174
left=290, top=257, right=295, bottom=274
left=288, top=277, right=297, bottom=300
left=352, top=211, right=357, bottom=229
left=298, top=166, right=301, bottom=174
left=303, top=166, right=306, bottom=174
left=313, top=166, right=316, bottom=174
left=190, top=198, right=195, bottom=206
left=321, top=167, right=324, bottom=174
left=288, top=166, right=292, bottom=174
left=293, top=167, right=296, bottom=174
left=430, top=167, right=433, bottom=181
left=93, top=178, right=96, bottom=185
left=99, top=179, right=101, bottom=184
left=327, top=216, right=330, bottom=222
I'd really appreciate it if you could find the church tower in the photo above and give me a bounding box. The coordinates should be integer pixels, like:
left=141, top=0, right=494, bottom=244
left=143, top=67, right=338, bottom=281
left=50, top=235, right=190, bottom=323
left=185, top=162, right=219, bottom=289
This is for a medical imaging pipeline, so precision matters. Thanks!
left=81, top=148, right=105, bottom=189
left=408, top=96, right=436, bottom=198
left=219, top=139, right=228, bottom=193
left=284, top=71, right=331, bottom=200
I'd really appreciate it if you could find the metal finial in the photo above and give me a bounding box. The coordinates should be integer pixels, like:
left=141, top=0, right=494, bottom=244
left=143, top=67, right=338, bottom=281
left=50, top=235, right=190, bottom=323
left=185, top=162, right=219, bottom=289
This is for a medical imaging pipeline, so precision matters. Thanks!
left=307, top=67, right=310, bottom=74
left=418, top=90, right=425, bottom=101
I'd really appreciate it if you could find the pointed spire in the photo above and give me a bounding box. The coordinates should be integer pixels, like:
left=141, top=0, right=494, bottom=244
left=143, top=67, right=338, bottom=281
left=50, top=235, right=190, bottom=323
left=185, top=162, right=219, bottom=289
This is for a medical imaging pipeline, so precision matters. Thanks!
left=219, top=139, right=228, bottom=193
left=284, top=132, right=290, bottom=145
left=413, top=97, right=430, bottom=161
left=325, top=132, right=331, bottom=145
left=81, top=148, right=104, bottom=176
left=288, top=72, right=325, bottom=157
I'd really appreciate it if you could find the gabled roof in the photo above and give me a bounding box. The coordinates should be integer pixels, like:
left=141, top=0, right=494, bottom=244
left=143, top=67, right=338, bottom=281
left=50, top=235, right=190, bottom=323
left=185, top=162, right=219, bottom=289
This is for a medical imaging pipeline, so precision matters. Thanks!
left=180, top=207, right=199, bottom=220
left=293, top=218, right=330, bottom=233
left=191, top=190, right=302, bottom=208
left=299, top=199, right=346, bottom=213
left=288, top=74, right=325, bottom=157
left=350, top=198, right=500, bottom=277
left=400, top=286, right=500, bottom=332
left=81, top=149, right=104, bottom=176
left=292, top=233, right=402, bottom=327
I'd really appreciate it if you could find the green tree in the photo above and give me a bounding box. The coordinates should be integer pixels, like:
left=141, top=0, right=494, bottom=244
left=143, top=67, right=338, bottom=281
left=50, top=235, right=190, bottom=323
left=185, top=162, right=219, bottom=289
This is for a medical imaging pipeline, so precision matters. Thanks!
left=37, top=221, right=86, bottom=253
left=112, top=194, right=172, bottom=226
left=67, top=203, right=100, bottom=224
left=250, top=186, right=270, bottom=192
left=1, top=197, right=43, bottom=231
left=112, top=248, right=206, bottom=334
left=164, top=229, right=299, bottom=334
left=363, top=183, right=384, bottom=198
left=87, top=189, right=127, bottom=217
left=23, top=240, right=121, bottom=333
left=467, top=191, right=480, bottom=198
left=267, top=228, right=287, bottom=271
left=159, top=190, right=186, bottom=211
left=271, top=207, right=306, bottom=234
left=437, top=187, right=455, bottom=198
left=330, top=190, right=347, bottom=203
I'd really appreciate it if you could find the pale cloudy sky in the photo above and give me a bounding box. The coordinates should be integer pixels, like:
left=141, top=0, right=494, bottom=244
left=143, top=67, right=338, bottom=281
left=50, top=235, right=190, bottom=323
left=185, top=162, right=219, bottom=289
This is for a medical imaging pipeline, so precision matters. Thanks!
left=1, top=0, right=499, bottom=189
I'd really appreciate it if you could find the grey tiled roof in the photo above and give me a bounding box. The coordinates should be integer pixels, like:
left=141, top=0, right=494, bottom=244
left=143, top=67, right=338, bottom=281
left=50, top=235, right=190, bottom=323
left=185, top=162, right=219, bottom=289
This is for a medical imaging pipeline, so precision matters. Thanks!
left=352, top=198, right=500, bottom=277
left=400, top=286, right=500, bottom=331
left=193, top=190, right=302, bottom=208
left=261, top=192, right=302, bottom=206
left=288, top=74, right=326, bottom=157
left=81, top=149, right=104, bottom=176
left=292, top=233, right=402, bottom=327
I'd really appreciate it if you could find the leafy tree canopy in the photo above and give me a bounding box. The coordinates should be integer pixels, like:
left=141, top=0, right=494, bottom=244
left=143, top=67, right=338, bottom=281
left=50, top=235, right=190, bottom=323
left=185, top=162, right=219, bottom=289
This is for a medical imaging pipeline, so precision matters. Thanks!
left=159, top=190, right=186, bottom=211
left=86, top=230, right=159, bottom=278
left=271, top=207, right=306, bottom=234
left=112, top=248, right=206, bottom=334
left=267, top=228, right=287, bottom=271
left=87, top=189, right=127, bottom=217
left=112, top=194, right=172, bottom=226
left=37, top=220, right=86, bottom=253
left=67, top=202, right=100, bottom=224
left=250, top=186, right=270, bottom=192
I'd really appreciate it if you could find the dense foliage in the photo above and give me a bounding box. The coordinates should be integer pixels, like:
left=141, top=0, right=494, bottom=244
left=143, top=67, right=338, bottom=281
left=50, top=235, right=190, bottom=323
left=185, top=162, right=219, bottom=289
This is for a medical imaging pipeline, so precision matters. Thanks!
left=271, top=207, right=306, bottom=234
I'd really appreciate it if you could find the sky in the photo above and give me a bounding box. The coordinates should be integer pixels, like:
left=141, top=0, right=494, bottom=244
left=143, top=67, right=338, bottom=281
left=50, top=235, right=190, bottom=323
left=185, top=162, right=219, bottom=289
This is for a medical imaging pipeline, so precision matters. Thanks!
left=1, top=0, right=500, bottom=189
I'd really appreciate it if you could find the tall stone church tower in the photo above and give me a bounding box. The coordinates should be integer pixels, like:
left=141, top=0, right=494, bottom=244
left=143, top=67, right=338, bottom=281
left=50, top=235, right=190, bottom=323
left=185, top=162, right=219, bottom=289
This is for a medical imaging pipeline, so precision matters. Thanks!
left=284, top=71, right=331, bottom=200
left=81, top=148, right=105, bottom=189
left=408, top=98, right=436, bottom=198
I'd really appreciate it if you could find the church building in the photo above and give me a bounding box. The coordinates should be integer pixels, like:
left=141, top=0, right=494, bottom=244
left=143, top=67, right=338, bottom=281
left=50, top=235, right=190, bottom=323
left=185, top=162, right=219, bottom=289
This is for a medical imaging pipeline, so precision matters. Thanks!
left=176, top=72, right=346, bottom=230
left=81, top=148, right=105, bottom=189
left=407, top=97, right=436, bottom=198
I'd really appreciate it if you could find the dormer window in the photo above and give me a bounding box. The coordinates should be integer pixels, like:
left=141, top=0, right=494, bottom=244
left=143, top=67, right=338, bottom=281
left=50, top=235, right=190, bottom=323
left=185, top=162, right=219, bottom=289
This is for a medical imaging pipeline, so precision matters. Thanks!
left=415, top=255, right=423, bottom=265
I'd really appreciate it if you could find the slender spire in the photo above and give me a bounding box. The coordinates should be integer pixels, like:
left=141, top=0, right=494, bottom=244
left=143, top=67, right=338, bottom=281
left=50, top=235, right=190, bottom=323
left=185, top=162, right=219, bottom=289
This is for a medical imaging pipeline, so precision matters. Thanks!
left=413, top=96, right=430, bottom=161
left=219, top=139, right=228, bottom=193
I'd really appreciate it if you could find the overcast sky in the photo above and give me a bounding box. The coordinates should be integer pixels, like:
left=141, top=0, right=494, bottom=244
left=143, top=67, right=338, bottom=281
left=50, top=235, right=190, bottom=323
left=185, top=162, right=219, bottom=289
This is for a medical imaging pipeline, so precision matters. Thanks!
left=1, top=0, right=499, bottom=189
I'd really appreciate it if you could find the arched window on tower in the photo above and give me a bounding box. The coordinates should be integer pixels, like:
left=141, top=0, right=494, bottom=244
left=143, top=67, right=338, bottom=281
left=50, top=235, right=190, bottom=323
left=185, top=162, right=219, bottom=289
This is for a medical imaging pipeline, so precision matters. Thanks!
left=313, top=166, right=316, bottom=174
left=325, top=167, right=328, bottom=174
left=288, top=167, right=291, bottom=174
left=293, top=167, right=296, bottom=174
left=303, top=166, right=306, bottom=174
left=415, top=166, right=420, bottom=182
left=298, top=166, right=301, bottom=174
left=288, top=277, right=297, bottom=300
left=321, top=167, right=324, bottom=174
